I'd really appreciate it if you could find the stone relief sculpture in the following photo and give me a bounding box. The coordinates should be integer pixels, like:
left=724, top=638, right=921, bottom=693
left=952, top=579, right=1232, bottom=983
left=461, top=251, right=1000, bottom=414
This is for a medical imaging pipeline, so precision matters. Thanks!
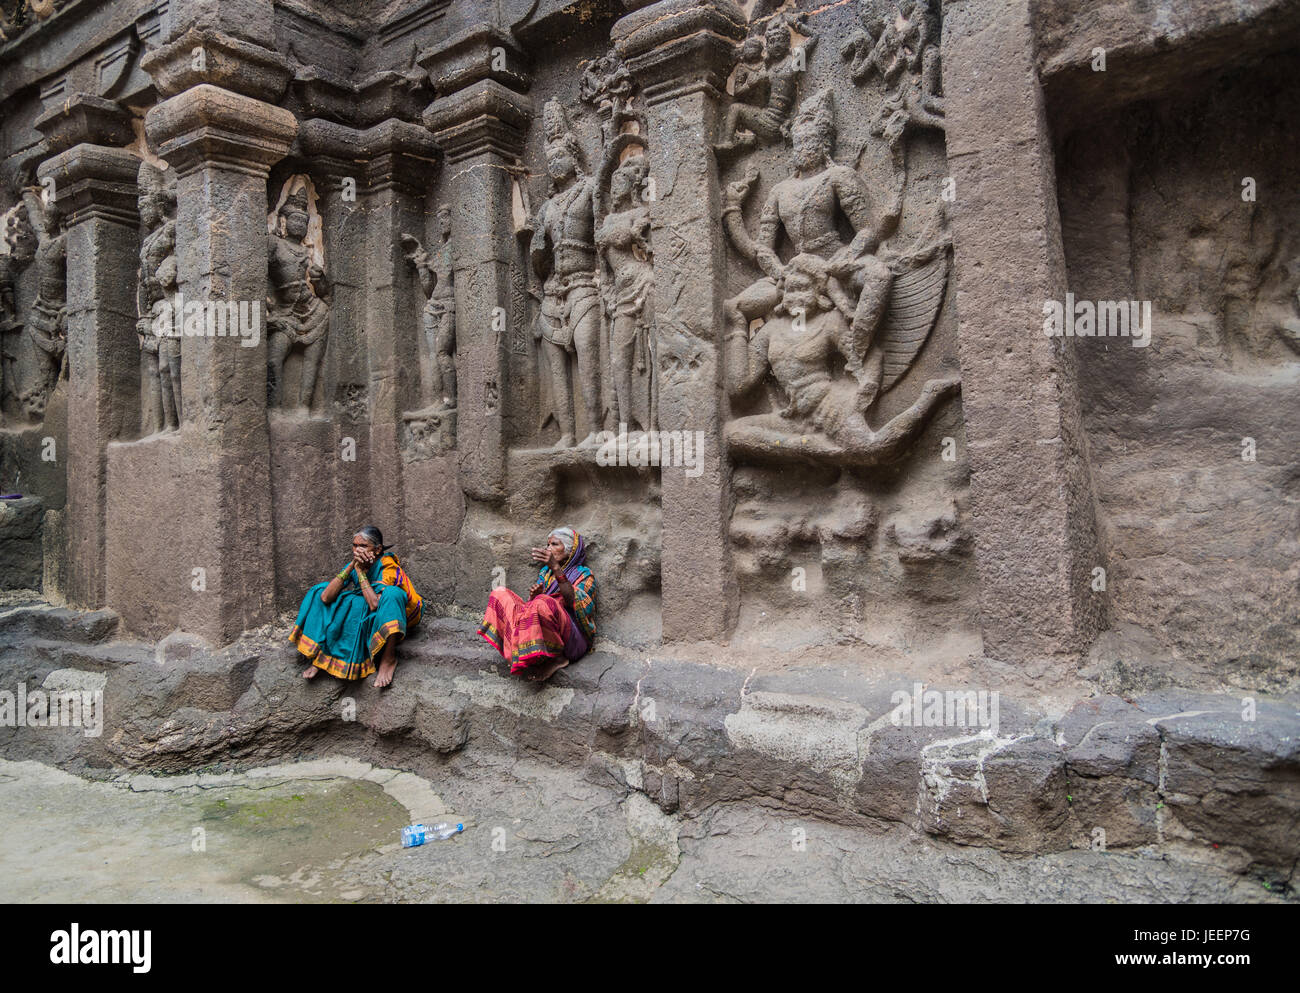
left=135, top=161, right=180, bottom=433
left=267, top=182, right=330, bottom=411
left=402, top=203, right=457, bottom=413
left=841, top=0, right=944, bottom=150
left=579, top=50, right=634, bottom=145
left=721, top=88, right=958, bottom=466
left=0, top=234, right=17, bottom=331
left=714, top=13, right=817, bottom=159
left=25, top=187, right=67, bottom=419
left=595, top=133, right=656, bottom=434
left=0, top=201, right=32, bottom=320
left=0, top=0, right=68, bottom=42
left=0, top=202, right=33, bottom=427
left=530, top=98, right=602, bottom=448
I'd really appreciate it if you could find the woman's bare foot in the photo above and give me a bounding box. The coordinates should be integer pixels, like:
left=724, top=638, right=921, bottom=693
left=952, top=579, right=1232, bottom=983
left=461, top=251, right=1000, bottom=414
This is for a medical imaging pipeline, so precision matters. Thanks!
left=373, top=657, right=397, bottom=689
left=524, top=657, right=569, bottom=682
left=302, top=665, right=319, bottom=679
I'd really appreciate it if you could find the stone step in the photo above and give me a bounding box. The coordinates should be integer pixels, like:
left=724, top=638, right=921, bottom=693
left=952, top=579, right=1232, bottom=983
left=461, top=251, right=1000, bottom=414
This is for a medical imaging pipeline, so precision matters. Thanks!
left=1, top=620, right=1296, bottom=890
left=0, top=603, right=119, bottom=647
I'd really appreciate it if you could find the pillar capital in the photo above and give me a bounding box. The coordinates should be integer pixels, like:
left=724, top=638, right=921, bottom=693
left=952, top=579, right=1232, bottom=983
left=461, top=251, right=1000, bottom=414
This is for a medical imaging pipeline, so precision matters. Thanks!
left=34, top=94, right=134, bottom=158
left=422, top=79, right=531, bottom=164
left=356, top=69, right=430, bottom=129
left=612, top=0, right=747, bottom=104
left=145, top=84, right=297, bottom=180
left=417, top=22, right=530, bottom=98
left=37, top=143, right=140, bottom=229
left=297, top=117, right=440, bottom=194
left=139, top=28, right=293, bottom=104
left=362, top=119, right=442, bottom=194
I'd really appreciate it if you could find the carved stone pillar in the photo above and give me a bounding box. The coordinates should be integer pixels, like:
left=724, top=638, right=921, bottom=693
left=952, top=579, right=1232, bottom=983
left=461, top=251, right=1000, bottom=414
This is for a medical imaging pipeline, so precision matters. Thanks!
left=36, top=132, right=139, bottom=609
left=116, top=21, right=295, bottom=641
left=942, top=0, right=1105, bottom=663
left=363, top=122, right=442, bottom=540
left=421, top=26, right=531, bottom=504
left=613, top=0, right=746, bottom=642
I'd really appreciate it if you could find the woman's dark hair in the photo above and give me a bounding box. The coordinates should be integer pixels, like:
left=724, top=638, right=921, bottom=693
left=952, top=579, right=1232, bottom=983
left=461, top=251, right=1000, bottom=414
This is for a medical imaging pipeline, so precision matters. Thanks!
left=355, top=525, right=392, bottom=551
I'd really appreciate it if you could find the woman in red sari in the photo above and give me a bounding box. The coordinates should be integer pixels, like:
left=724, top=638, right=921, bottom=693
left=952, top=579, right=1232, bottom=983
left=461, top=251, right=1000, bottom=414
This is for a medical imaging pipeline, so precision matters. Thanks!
left=478, top=526, right=595, bottom=682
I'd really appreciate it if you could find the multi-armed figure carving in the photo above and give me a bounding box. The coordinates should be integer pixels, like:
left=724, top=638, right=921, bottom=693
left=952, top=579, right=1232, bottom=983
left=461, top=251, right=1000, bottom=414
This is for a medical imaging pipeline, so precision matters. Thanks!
left=721, top=89, right=957, bottom=465
left=580, top=51, right=634, bottom=146
left=530, top=99, right=602, bottom=448
left=136, top=162, right=180, bottom=432
left=267, top=185, right=330, bottom=410
left=402, top=204, right=457, bottom=412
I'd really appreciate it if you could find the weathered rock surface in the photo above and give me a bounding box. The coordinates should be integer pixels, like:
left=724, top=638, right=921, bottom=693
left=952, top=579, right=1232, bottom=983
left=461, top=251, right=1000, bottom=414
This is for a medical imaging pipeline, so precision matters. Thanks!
left=2, top=603, right=1295, bottom=893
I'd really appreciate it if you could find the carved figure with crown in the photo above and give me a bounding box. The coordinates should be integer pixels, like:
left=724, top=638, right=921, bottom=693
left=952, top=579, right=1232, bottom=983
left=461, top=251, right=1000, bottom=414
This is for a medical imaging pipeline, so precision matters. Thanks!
left=530, top=99, right=603, bottom=448
left=267, top=181, right=331, bottom=411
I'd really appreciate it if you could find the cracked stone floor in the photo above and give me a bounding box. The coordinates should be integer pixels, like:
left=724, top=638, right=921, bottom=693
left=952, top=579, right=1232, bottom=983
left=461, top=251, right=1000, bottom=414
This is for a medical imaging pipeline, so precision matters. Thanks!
left=0, top=755, right=1286, bottom=903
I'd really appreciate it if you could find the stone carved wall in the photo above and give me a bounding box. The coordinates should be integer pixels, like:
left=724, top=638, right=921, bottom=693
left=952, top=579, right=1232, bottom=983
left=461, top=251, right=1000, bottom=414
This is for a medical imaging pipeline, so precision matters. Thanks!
left=711, top=1, right=973, bottom=650
left=0, top=0, right=1291, bottom=693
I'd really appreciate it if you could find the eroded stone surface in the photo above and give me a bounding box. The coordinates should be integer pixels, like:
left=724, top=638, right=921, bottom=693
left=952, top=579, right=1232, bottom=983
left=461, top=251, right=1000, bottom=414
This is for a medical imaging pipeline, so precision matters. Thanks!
left=1, top=608, right=1295, bottom=893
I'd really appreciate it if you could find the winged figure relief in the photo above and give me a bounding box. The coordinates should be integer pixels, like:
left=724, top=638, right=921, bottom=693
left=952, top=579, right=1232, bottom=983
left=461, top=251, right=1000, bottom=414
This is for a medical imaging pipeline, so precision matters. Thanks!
left=720, top=89, right=959, bottom=468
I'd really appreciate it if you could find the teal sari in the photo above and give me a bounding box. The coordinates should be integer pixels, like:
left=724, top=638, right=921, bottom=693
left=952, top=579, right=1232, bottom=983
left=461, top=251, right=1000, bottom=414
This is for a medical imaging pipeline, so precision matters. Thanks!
left=289, top=555, right=413, bottom=680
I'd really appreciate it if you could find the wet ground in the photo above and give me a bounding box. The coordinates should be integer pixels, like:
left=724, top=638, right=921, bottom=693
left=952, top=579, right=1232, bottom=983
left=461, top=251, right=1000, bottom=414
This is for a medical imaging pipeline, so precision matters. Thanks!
left=0, top=755, right=1287, bottom=903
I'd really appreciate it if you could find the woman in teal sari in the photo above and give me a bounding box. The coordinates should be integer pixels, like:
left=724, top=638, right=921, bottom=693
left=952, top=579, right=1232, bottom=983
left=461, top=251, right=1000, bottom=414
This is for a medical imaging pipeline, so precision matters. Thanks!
left=290, top=526, right=423, bottom=688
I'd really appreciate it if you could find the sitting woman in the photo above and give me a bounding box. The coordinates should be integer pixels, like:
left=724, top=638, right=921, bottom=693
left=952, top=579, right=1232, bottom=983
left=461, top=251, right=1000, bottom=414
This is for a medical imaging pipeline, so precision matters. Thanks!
left=478, top=526, right=595, bottom=682
left=290, top=526, right=423, bottom=689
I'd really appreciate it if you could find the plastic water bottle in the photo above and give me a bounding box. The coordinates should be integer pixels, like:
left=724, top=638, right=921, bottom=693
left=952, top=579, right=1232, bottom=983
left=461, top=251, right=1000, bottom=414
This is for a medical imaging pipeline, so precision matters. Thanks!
left=401, top=822, right=463, bottom=847
left=401, top=823, right=427, bottom=848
